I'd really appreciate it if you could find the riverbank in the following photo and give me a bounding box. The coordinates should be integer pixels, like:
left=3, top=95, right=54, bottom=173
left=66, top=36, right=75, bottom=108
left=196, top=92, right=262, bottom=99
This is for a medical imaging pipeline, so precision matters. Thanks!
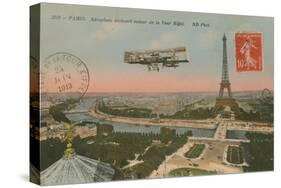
left=89, top=107, right=217, bottom=130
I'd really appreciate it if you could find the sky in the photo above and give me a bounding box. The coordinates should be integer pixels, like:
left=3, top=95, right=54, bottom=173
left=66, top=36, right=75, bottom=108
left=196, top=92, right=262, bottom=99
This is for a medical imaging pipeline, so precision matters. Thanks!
left=39, top=3, right=274, bottom=93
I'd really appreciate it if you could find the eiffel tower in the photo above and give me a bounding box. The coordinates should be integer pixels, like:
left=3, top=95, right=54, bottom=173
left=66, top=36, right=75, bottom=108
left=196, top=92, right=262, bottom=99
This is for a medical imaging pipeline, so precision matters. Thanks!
left=213, top=34, right=239, bottom=114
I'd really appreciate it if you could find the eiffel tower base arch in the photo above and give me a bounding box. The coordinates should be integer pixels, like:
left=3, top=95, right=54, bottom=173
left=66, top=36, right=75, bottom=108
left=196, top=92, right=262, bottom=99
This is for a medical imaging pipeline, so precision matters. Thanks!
left=213, top=97, right=239, bottom=115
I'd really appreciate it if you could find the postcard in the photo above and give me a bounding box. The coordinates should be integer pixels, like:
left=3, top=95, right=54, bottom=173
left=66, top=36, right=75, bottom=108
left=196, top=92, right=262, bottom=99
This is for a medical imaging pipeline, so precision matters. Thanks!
left=30, top=3, right=274, bottom=186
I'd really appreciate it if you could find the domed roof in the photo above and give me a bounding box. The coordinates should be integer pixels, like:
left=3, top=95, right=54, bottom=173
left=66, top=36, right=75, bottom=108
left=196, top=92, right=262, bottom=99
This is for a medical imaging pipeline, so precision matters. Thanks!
left=41, top=155, right=115, bottom=186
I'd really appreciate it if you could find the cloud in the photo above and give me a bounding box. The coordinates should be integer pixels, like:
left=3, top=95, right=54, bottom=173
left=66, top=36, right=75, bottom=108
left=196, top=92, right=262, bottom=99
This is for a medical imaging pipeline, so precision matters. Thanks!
left=149, top=31, right=186, bottom=49
left=92, top=21, right=139, bottom=41
left=197, top=30, right=220, bottom=49
left=92, top=22, right=121, bottom=40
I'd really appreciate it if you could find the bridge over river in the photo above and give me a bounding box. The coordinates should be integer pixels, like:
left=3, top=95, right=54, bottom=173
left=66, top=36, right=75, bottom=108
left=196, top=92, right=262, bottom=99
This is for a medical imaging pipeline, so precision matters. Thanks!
left=188, top=120, right=251, bottom=144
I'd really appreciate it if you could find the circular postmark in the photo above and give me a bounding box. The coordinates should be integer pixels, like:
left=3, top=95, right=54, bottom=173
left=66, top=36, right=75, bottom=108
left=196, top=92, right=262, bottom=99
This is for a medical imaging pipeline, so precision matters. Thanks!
left=41, top=52, right=90, bottom=102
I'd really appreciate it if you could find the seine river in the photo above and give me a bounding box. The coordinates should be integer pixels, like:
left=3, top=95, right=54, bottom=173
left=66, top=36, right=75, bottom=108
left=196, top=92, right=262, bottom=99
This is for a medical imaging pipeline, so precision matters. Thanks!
left=66, top=112, right=216, bottom=137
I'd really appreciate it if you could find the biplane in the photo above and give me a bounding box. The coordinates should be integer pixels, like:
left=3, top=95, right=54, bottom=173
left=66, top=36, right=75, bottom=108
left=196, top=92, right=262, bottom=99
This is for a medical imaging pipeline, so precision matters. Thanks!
left=124, top=47, right=190, bottom=71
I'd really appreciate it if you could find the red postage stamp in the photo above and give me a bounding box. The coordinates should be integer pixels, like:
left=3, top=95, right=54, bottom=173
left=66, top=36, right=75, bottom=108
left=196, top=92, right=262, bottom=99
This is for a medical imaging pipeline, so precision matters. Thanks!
left=235, top=32, right=263, bottom=72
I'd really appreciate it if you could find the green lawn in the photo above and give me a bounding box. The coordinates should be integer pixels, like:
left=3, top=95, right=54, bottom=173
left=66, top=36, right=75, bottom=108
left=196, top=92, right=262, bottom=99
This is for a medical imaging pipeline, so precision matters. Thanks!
left=169, top=168, right=216, bottom=177
left=184, top=144, right=205, bottom=158
left=227, top=146, right=243, bottom=164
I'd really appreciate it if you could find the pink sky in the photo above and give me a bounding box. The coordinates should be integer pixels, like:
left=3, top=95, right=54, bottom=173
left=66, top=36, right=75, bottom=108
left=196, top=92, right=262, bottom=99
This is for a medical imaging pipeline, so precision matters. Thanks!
left=42, top=71, right=273, bottom=93
left=87, top=73, right=273, bottom=92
